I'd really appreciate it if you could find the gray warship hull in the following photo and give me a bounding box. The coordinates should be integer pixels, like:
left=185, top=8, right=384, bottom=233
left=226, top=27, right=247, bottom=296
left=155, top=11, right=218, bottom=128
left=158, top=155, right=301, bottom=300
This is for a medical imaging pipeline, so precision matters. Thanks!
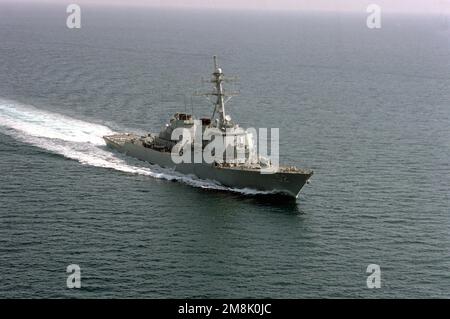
left=104, top=133, right=313, bottom=198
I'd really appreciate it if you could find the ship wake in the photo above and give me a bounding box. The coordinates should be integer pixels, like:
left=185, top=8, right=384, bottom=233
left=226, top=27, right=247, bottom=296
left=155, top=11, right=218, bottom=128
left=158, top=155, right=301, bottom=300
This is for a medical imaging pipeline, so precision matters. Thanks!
left=0, top=99, right=276, bottom=196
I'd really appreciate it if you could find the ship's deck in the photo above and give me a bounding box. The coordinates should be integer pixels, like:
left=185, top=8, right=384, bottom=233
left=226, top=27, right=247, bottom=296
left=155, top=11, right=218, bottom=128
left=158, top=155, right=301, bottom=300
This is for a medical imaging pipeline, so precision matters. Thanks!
left=103, top=133, right=140, bottom=146
left=217, top=163, right=313, bottom=175
left=104, top=133, right=313, bottom=176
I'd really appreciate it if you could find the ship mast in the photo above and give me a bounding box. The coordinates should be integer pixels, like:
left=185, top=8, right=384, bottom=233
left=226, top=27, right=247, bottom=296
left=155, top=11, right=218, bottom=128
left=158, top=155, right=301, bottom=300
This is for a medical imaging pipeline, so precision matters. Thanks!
left=212, top=55, right=227, bottom=124
left=195, top=56, right=239, bottom=128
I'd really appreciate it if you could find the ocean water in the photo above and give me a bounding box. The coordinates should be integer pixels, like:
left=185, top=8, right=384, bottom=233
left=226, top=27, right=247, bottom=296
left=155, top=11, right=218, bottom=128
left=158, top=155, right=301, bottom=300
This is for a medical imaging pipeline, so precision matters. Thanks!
left=0, top=4, right=449, bottom=298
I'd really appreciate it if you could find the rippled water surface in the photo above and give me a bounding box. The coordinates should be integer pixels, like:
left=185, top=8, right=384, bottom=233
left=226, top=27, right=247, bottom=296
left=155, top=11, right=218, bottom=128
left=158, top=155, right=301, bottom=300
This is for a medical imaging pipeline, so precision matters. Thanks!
left=0, top=4, right=449, bottom=298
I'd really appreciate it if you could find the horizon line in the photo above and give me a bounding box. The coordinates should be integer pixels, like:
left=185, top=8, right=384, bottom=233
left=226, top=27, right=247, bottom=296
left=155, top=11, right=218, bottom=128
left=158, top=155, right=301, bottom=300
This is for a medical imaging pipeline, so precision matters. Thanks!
left=0, top=0, right=448, bottom=16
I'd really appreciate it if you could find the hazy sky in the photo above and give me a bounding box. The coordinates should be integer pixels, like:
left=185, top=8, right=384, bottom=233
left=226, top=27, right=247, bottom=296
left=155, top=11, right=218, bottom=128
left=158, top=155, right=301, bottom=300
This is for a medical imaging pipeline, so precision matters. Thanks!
left=3, top=0, right=450, bottom=14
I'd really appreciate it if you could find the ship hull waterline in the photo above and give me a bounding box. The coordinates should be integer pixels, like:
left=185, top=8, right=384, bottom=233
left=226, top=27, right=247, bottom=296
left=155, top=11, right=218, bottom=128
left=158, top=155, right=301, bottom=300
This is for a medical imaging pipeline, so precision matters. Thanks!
left=103, top=135, right=313, bottom=198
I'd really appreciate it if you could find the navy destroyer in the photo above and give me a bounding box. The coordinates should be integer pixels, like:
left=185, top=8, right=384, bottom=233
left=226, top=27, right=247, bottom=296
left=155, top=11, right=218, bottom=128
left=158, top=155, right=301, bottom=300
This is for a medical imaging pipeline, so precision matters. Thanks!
left=104, top=57, right=313, bottom=198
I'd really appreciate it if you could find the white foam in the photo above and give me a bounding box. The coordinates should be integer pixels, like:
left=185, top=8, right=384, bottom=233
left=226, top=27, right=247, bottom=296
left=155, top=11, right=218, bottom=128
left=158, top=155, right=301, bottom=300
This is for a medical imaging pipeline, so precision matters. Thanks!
left=0, top=98, right=275, bottom=196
